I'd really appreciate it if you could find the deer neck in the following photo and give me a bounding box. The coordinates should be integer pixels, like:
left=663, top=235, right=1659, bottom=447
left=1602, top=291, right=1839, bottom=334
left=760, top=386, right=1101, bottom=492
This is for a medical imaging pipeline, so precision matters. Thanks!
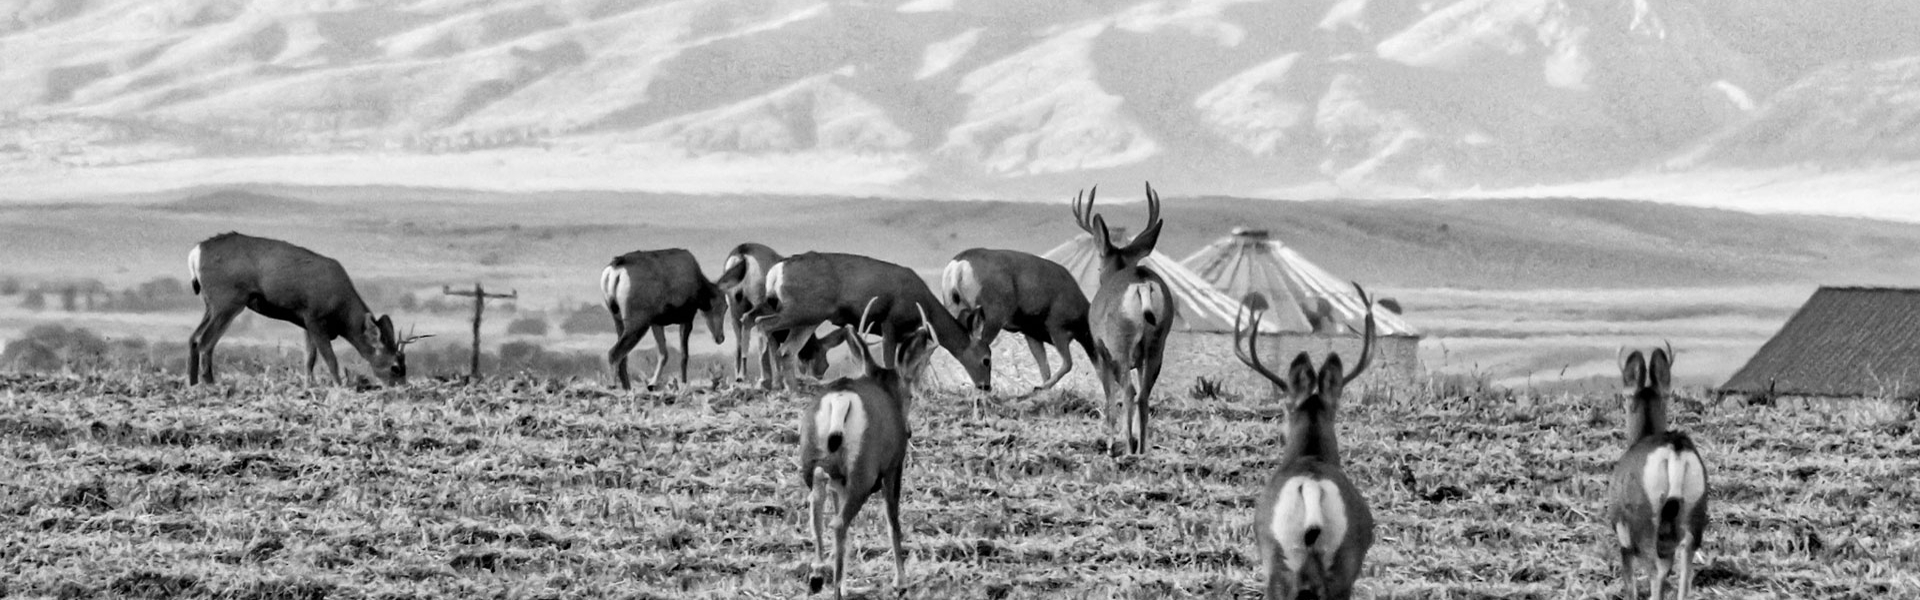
left=339, top=301, right=378, bottom=357
left=1626, top=393, right=1668, bottom=443
left=1284, top=406, right=1341, bottom=466
left=922, top=304, right=971, bottom=356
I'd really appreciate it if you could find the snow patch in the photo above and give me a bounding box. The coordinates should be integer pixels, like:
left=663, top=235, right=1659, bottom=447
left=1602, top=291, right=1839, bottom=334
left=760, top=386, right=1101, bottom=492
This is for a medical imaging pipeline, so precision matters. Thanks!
left=1711, top=80, right=1756, bottom=112
left=917, top=27, right=983, bottom=80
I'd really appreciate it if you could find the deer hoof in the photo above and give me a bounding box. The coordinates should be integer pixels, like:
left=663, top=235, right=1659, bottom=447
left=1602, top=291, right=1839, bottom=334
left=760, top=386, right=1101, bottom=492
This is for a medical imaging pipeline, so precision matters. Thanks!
left=808, top=574, right=826, bottom=594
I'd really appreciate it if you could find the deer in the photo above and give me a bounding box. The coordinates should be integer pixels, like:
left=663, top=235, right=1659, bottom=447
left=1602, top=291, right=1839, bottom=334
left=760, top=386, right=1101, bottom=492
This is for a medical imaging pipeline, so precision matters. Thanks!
left=799, top=299, right=939, bottom=599
left=941, top=248, right=1095, bottom=395
left=1234, top=286, right=1376, bottom=600
left=600, top=248, right=729, bottom=391
left=1072, top=183, right=1176, bottom=454
left=715, top=242, right=849, bottom=388
left=186, top=232, right=427, bottom=386
left=755, top=251, right=990, bottom=392
left=1609, top=345, right=1710, bottom=600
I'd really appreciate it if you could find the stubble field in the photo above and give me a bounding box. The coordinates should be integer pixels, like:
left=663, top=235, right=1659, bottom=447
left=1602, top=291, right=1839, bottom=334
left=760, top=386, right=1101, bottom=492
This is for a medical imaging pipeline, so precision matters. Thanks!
left=2, top=346, right=1917, bottom=599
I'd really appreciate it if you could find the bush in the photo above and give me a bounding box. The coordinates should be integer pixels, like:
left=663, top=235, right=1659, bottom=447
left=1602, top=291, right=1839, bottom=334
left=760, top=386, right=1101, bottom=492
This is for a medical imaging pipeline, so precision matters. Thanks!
left=2, top=324, right=111, bottom=372
left=506, top=316, right=549, bottom=336
left=560, top=303, right=608, bottom=335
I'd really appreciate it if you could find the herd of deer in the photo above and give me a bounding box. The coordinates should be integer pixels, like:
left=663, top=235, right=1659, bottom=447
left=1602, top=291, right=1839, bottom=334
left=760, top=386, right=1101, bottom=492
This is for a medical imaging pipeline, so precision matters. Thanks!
left=179, top=184, right=1710, bottom=599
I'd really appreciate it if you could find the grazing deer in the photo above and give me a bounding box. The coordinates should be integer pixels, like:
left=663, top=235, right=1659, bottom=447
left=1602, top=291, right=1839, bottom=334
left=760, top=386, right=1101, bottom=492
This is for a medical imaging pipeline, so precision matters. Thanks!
left=799, top=300, right=939, bottom=599
left=1235, top=287, right=1376, bottom=600
left=1072, top=183, right=1176, bottom=454
left=1609, top=346, right=1709, bottom=600
left=600, top=249, right=727, bottom=391
left=756, top=252, right=989, bottom=391
left=941, top=248, right=1095, bottom=394
left=715, top=242, right=849, bottom=387
left=187, top=232, right=426, bottom=386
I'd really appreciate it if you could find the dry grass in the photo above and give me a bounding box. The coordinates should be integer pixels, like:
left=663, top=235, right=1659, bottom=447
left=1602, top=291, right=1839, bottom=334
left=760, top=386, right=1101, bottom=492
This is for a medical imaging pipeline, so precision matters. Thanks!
left=2, top=357, right=1917, bottom=599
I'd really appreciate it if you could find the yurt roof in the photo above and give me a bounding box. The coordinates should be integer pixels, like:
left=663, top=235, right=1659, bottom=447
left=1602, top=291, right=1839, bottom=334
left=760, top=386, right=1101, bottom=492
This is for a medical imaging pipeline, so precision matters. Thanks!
left=1181, top=228, right=1420, bottom=337
left=1041, top=230, right=1289, bottom=334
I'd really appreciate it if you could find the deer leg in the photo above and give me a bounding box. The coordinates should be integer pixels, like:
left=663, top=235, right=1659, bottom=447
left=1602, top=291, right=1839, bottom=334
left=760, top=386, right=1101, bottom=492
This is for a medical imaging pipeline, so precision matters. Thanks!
left=1037, top=325, right=1079, bottom=391
left=1677, top=534, right=1695, bottom=600
left=883, top=470, right=907, bottom=590
left=834, top=485, right=873, bottom=600
left=758, top=328, right=779, bottom=390
left=776, top=325, right=817, bottom=390
left=1132, top=352, right=1163, bottom=455
left=808, top=479, right=829, bottom=591
left=646, top=325, right=671, bottom=390
left=1025, top=334, right=1053, bottom=390
left=1092, top=346, right=1118, bottom=430
left=1619, top=544, right=1638, bottom=600
left=310, top=330, right=343, bottom=385
left=1264, top=548, right=1294, bottom=600
left=606, top=323, right=648, bottom=391
left=677, top=321, right=694, bottom=386
left=188, top=309, right=214, bottom=385
left=302, top=331, right=321, bottom=384
left=194, top=306, right=244, bottom=385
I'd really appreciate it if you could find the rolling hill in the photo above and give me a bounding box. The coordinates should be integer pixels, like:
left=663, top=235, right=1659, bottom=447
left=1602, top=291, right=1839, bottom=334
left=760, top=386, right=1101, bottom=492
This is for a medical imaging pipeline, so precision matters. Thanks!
left=1, top=0, right=1913, bottom=198
left=3, top=187, right=1917, bottom=296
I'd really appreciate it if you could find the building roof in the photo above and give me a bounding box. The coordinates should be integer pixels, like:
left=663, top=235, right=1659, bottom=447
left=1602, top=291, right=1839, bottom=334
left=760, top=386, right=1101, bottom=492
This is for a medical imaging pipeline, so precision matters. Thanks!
left=1041, top=229, right=1287, bottom=333
left=1181, top=228, right=1420, bottom=337
left=1721, top=287, right=1920, bottom=398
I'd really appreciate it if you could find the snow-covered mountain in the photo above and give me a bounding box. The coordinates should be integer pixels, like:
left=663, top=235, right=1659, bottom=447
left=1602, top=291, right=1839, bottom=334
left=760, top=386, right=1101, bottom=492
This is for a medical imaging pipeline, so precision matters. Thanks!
left=0, top=0, right=1908, bottom=196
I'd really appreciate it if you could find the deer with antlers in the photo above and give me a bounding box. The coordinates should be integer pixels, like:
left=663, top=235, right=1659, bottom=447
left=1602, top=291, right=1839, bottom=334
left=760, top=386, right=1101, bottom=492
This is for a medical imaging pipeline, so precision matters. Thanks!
left=715, top=242, right=850, bottom=388
left=1235, top=285, right=1376, bottom=600
left=941, top=248, right=1095, bottom=395
left=187, top=232, right=428, bottom=386
left=600, top=248, right=728, bottom=391
left=755, top=251, right=989, bottom=392
left=1071, top=183, right=1177, bottom=454
left=799, top=300, right=939, bottom=598
left=1609, top=345, right=1710, bottom=600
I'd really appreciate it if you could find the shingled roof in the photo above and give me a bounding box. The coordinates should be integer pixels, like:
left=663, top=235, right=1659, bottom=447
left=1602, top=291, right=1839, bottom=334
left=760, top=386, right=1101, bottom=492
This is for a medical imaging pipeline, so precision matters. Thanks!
left=1721, top=287, right=1920, bottom=398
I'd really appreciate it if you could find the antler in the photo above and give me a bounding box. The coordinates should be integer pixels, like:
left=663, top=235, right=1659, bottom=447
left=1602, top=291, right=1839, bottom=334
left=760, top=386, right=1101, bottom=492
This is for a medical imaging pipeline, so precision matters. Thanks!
left=1233, top=292, right=1291, bottom=394
left=399, top=325, right=435, bottom=349
left=846, top=297, right=882, bottom=370
left=1070, top=186, right=1104, bottom=238
left=1663, top=339, right=1674, bottom=364
left=1341, top=282, right=1375, bottom=386
left=1143, top=181, right=1161, bottom=230
left=915, top=302, right=940, bottom=352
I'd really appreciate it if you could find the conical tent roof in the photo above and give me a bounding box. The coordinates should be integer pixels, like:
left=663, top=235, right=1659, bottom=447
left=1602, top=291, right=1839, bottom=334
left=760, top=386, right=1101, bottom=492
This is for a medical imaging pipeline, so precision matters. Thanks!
left=1182, top=228, right=1419, bottom=336
left=1042, top=228, right=1287, bottom=333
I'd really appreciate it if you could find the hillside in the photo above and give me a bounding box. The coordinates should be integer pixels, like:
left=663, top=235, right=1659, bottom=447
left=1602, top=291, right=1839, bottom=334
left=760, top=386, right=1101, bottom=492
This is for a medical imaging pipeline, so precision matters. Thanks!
left=1, top=0, right=1906, bottom=197
left=3, top=187, right=1918, bottom=296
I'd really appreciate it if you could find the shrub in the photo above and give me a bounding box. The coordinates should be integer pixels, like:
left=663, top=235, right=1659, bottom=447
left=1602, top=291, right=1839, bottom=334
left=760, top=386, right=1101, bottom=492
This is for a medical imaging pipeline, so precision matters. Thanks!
left=560, top=303, right=608, bottom=335
left=2, top=324, right=111, bottom=372
left=506, top=316, right=549, bottom=336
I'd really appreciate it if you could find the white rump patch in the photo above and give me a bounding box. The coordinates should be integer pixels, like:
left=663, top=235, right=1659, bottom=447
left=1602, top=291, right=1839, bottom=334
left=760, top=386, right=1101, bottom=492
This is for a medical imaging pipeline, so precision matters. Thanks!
left=600, top=265, right=629, bottom=317
left=941, top=259, right=981, bottom=311
left=814, top=391, right=867, bottom=458
left=186, top=244, right=203, bottom=288
left=723, top=254, right=743, bottom=272
left=1121, top=281, right=1167, bottom=326
left=765, top=262, right=788, bottom=305
left=1271, top=476, right=1348, bottom=575
left=1641, top=446, right=1707, bottom=515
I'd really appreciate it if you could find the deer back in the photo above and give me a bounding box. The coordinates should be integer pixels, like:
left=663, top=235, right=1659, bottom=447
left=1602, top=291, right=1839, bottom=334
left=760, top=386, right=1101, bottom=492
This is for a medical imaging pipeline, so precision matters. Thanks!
left=602, top=249, right=723, bottom=329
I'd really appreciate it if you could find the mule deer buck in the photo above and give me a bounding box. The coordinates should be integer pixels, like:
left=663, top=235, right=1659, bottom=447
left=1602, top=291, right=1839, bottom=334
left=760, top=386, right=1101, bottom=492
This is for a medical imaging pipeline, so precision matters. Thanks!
left=1609, top=346, right=1709, bottom=600
left=799, top=300, right=939, bottom=599
left=715, top=242, right=849, bottom=387
left=187, top=232, right=427, bottom=386
left=756, top=252, right=989, bottom=391
left=941, top=248, right=1095, bottom=395
left=1072, top=183, right=1176, bottom=454
left=600, top=249, right=728, bottom=391
left=1235, top=287, right=1375, bottom=600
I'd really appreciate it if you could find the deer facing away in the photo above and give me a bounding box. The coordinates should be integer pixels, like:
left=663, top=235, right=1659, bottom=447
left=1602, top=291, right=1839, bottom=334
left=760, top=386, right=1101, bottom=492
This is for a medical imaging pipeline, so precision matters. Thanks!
left=187, top=232, right=424, bottom=386
left=715, top=242, right=848, bottom=388
left=1609, top=347, right=1709, bottom=600
left=799, top=300, right=939, bottom=599
left=1236, top=288, right=1376, bottom=600
left=1072, top=183, right=1176, bottom=454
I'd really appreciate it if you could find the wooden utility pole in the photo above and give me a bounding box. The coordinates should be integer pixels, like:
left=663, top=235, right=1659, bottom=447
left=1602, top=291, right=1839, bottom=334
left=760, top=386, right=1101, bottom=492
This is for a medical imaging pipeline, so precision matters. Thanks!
left=443, top=282, right=517, bottom=381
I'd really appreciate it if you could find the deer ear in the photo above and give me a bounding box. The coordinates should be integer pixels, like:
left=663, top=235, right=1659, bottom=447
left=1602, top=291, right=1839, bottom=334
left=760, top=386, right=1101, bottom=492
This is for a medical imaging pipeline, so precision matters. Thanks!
left=1125, top=219, right=1164, bottom=255
left=1648, top=348, right=1672, bottom=395
left=1318, top=354, right=1346, bottom=410
left=1621, top=350, right=1646, bottom=391
left=1288, top=352, right=1316, bottom=400
left=1092, top=215, right=1113, bottom=250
